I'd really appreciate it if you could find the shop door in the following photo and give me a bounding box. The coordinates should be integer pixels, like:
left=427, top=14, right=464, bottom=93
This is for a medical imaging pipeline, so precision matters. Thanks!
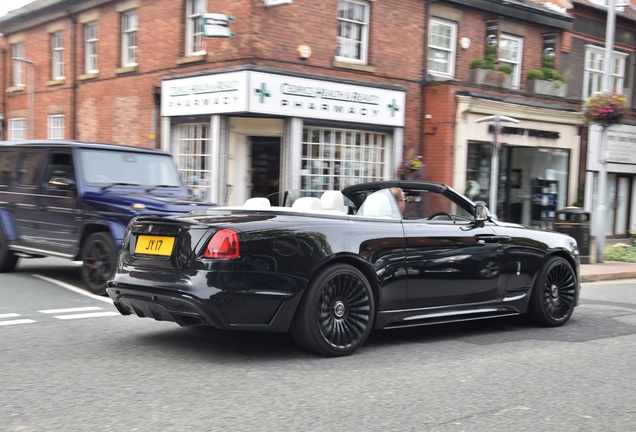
left=614, top=176, right=631, bottom=236
left=250, top=137, right=281, bottom=200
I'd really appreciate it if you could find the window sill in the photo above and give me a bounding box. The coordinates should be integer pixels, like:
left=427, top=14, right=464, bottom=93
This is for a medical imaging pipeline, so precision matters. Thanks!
left=78, top=73, right=99, bottom=81
left=6, top=86, right=25, bottom=94
left=47, top=79, right=65, bottom=86
left=332, top=59, right=376, bottom=73
left=176, top=54, right=207, bottom=65
left=115, top=65, right=138, bottom=75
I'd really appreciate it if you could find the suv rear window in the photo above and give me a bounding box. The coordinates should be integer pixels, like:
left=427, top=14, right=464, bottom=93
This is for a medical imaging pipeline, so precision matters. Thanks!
left=17, top=151, right=45, bottom=187
left=0, top=150, right=18, bottom=186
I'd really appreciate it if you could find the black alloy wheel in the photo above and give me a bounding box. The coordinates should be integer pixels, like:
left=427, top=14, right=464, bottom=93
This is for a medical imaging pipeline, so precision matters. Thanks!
left=0, top=226, right=19, bottom=273
left=291, top=263, right=375, bottom=356
left=528, top=256, right=577, bottom=326
left=80, top=232, right=117, bottom=295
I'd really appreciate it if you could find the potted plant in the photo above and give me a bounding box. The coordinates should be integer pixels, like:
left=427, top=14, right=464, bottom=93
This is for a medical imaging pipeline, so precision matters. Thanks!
left=468, top=45, right=512, bottom=89
left=526, top=56, right=567, bottom=97
left=397, top=156, right=424, bottom=180
left=583, top=92, right=627, bottom=127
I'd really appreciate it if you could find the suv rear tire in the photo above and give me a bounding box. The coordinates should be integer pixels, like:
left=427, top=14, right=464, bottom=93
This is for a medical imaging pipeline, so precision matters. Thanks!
left=80, top=232, right=117, bottom=295
left=0, top=226, right=19, bottom=272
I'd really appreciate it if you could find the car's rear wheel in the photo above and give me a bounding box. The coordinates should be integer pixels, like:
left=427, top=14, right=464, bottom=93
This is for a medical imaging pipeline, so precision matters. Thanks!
left=80, top=232, right=117, bottom=295
left=0, top=226, right=19, bottom=273
left=528, top=256, right=577, bottom=326
left=291, top=263, right=375, bottom=356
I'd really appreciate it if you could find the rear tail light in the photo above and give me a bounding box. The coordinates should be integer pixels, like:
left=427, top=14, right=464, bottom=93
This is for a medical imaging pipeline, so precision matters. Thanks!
left=203, top=229, right=240, bottom=259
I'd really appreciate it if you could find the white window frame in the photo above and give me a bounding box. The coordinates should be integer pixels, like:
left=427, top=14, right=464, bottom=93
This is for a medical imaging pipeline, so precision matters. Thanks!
left=498, top=34, right=523, bottom=90
left=336, top=0, right=371, bottom=65
left=185, top=0, right=206, bottom=57
left=583, top=45, right=627, bottom=101
left=47, top=115, right=65, bottom=139
left=121, top=10, right=138, bottom=67
left=8, top=118, right=27, bottom=140
left=173, top=123, right=212, bottom=201
left=427, top=18, right=457, bottom=78
left=12, top=43, right=25, bottom=87
left=84, top=21, right=99, bottom=74
left=301, top=127, right=388, bottom=192
left=51, top=32, right=65, bottom=80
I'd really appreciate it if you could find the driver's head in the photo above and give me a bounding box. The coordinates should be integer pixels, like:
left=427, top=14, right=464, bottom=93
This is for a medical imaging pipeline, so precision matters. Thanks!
left=391, top=187, right=406, bottom=212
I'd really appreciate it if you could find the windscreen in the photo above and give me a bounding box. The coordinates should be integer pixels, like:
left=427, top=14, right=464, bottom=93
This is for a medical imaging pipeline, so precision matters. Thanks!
left=79, top=149, right=183, bottom=188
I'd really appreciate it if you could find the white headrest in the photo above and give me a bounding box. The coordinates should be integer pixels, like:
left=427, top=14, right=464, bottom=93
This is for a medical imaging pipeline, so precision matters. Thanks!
left=320, top=190, right=345, bottom=213
left=292, top=197, right=322, bottom=211
left=243, top=197, right=271, bottom=209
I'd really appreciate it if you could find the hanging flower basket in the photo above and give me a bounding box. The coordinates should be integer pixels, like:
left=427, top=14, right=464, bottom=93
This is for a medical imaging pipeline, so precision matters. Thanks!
left=583, top=92, right=627, bottom=127
left=397, top=156, right=424, bottom=180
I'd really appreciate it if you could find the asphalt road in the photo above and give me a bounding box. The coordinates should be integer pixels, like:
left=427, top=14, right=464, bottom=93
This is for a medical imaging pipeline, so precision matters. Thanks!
left=1, top=257, right=635, bottom=431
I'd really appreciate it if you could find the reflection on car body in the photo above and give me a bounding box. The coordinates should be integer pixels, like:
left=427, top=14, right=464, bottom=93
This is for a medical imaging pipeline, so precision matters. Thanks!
left=107, top=180, right=580, bottom=356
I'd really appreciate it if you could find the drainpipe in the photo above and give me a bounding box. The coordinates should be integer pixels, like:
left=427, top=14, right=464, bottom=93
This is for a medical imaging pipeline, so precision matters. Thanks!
left=421, top=0, right=438, bottom=172
left=68, top=10, right=78, bottom=140
left=0, top=45, right=6, bottom=140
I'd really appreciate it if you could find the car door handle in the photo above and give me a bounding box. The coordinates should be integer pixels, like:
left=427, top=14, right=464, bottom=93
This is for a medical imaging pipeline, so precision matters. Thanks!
left=474, top=234, right=511, bottom=243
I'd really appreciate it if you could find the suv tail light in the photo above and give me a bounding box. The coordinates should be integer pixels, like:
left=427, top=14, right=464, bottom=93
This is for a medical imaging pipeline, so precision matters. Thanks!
left=203, top=229, right=240, bottom=259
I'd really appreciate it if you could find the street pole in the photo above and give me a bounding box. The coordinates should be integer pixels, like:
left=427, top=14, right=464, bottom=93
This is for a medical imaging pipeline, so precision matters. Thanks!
left=476, top=115, right=520, bottom=216
left=595, top=0, right=616, bottom=263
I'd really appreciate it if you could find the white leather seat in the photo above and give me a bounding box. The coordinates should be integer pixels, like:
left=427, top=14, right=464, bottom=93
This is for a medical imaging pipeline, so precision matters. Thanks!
left=320, top=190, right=346, bottom=214
left=291, top=197, right=322, bottom=212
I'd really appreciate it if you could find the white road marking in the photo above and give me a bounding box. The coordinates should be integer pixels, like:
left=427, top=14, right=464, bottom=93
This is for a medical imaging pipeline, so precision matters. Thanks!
left=53, top=311, right=119, bottom=320
left=32, top=274, right=113, bottom=304
left=0, top=313, right=21, bottom=319
left=39, top=306, right=103, bottom=314
left=0, top=319, right=36, bottom=326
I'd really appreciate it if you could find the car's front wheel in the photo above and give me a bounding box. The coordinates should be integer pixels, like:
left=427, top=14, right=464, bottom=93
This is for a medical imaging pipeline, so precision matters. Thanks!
left=0, top=226, right=18, bottom=273
left=291, top=263, right=375, bottom=356
left=80, top=232, right=117, bottom=295
left=528, top=256, right=577, bottom=326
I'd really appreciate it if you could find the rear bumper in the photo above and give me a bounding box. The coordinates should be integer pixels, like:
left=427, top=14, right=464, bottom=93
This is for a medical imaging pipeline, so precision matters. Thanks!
left=106, top=270, right=306, bottom=332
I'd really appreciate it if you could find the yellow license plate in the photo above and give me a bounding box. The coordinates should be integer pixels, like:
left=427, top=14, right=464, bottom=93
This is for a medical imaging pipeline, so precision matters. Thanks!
left=134, top=235, right=175, bottom=256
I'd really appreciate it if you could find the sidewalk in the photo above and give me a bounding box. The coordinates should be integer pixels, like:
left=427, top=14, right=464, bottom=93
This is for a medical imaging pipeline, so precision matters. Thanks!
left=580, top=261, right=636, bottom=283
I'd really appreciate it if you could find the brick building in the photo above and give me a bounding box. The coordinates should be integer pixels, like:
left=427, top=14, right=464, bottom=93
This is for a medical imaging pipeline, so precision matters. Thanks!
left=0, top=0, right=634, bottom=232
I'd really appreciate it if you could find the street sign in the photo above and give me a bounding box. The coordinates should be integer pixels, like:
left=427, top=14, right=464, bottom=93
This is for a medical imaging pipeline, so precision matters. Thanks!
left=202, top=13, right=235, bottom=38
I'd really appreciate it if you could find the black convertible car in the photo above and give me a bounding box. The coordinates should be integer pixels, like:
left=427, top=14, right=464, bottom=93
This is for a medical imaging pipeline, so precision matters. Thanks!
left=106, top=181, right=580, bottom=356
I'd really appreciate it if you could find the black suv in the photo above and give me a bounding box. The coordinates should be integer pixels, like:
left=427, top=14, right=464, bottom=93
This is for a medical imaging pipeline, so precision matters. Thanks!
left=0, top=140, right=214, bottom=294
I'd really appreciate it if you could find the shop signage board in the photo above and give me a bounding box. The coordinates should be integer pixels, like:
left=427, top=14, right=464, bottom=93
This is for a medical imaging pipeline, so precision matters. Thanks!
left=162, top=71, right=406, bottom=127
left=162, top=71, right=248, bottom=116
left=247, top=72, right=405, bottom=127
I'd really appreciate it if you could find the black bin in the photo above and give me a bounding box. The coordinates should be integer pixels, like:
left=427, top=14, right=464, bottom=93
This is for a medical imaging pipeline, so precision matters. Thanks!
left=554, top=207, right=590, bottom=264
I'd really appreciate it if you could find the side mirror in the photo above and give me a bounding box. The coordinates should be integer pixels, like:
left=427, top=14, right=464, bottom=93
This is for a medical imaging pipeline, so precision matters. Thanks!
left=475, top=203, right=490, bottom=222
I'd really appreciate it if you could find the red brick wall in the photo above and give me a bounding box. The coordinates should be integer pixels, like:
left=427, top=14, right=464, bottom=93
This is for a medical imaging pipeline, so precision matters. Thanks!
left=0, top=0, right=425, bottom=157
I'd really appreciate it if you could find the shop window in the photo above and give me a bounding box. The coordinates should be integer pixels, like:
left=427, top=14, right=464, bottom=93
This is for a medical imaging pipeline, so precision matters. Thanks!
left=427, top=18, right=457, bottom=78
left=301, top=127, right=387, bottom=192
left=173, top=123, right=212, bottom=201
left=336, top=0, right=371, bottom=64
left=583, top=45, right=626, bottom=101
